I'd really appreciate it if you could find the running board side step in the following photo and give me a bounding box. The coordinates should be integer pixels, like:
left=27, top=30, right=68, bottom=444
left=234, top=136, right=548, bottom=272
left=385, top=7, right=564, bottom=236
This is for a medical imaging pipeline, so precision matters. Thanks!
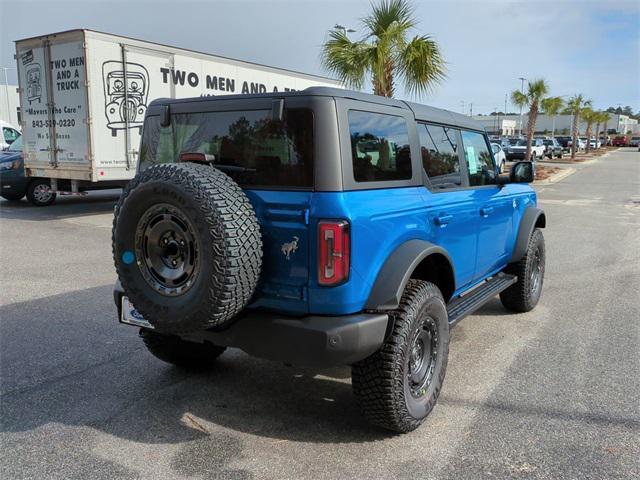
left=447, top=273, right=517, bottom=327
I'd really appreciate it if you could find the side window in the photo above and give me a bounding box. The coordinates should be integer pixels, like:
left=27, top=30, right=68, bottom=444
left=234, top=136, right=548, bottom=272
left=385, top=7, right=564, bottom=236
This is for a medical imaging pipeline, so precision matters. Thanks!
left=418, top=123, right=462, bottom=189
left=460, top=130, right=496, bottom=187
left=348, top=110, right=412, bottom=182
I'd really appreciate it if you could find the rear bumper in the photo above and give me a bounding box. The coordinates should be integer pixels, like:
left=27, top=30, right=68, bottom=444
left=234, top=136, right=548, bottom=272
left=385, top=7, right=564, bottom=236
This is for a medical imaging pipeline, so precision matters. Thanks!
left=114, top=283, right=388, bottom=367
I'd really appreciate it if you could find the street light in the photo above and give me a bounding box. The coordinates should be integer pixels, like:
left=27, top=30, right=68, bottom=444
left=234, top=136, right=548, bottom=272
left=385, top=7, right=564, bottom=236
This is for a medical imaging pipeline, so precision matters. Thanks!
left=1, top=66, right=15, bottom=124
left=518, top=76, right=527, bottom=137
left=334, top=24, right=357, bottom=35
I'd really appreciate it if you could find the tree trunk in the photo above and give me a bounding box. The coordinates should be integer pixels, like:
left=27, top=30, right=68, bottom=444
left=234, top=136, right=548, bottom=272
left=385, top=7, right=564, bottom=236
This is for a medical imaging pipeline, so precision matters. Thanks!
left=526, top=105, right=538, bottom=161
left=372, top=62, right=395, bottom=98
left=594, top=122, right=601, bottom=150
left=571, top=113, right=579, bottom=159
left=585, top=123, right=592, bottom=153
left=552, top=115, right=556, bottom=138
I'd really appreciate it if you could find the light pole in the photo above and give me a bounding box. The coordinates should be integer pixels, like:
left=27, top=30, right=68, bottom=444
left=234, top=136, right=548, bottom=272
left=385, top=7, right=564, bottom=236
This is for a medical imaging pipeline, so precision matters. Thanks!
left=1, top=66, right=13, bottom=124
left=518, top=76, right=526, bottom=137
left=334, top=24, right=356, bottom=35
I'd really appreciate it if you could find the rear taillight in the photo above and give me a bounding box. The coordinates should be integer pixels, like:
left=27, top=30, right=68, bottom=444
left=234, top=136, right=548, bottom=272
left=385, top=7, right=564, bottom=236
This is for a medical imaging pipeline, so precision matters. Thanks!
left=318, top=220, right=350, bottom=286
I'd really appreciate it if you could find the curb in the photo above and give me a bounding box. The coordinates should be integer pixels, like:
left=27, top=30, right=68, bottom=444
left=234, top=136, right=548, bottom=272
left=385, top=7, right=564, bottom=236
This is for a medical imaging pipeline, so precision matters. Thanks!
left=535, top=167, right=576, bottom=184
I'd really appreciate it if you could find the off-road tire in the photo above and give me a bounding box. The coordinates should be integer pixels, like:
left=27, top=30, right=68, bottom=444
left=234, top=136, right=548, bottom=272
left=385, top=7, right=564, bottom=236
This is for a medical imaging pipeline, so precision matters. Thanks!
left=26, top=179, right=56, bottom=206
left=113, top=163, right=262, bottom=334
left=140, top=329, right=226, bottom=369
left=500, top=228, right=545, bottom=312
left=1, top=191, right=24, bottom=202
left=352, top=280, right=450, bottom=433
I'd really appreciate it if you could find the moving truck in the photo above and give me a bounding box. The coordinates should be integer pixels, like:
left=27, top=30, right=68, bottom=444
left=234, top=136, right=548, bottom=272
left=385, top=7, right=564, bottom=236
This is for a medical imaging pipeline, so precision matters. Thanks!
left=14, top=29, right=342, bottom=202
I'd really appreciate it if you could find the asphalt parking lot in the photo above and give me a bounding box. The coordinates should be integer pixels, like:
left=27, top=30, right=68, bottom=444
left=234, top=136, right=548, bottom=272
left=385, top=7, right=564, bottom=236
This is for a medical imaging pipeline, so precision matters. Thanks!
left=1, top=148, right=639, bottom=479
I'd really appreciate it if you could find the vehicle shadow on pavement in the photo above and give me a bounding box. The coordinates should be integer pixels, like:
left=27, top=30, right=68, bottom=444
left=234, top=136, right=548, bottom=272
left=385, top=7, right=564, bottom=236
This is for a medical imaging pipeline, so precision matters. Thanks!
left=0, top=190, right=121, bottom=221
left=0, top=285, right=392, bottom=446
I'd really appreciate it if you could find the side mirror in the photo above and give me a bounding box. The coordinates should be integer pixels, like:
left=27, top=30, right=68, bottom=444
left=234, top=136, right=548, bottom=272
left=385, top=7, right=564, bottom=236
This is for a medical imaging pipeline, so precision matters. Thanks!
left=510, top=161, right=535, bottom=183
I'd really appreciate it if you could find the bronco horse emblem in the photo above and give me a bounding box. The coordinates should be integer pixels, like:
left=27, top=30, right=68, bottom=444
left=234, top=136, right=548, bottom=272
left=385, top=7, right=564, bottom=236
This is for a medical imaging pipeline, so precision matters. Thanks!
left=281, top=236, right=299, bottom=260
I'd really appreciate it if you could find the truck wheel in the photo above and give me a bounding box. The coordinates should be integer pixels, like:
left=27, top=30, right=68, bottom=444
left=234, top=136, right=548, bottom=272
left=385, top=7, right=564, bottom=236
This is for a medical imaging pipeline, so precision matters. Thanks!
left=27, top=179, right=56, bottom=206
left=500, top=228, right=545, bottom=312
left=1, top=191, right=25, bottom=202
left=140, top=329, right=226, bottom=369
left=113, top=163, right=262, bottom=334
left=352, top=280, right=449, bottom=433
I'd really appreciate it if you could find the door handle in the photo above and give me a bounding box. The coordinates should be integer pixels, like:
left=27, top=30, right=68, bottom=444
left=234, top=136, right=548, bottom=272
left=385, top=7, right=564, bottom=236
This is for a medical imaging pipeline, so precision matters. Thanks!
left=480, top=207, right=494, bottom=217
left=434, top=214, right=453, bottom=226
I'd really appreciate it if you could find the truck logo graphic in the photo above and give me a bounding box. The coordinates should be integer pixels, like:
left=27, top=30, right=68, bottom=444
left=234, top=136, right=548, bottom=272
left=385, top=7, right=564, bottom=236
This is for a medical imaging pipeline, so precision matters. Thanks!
left=102, top=60, right=149, bottom=136
left=26, top=63, right=42, bottom=105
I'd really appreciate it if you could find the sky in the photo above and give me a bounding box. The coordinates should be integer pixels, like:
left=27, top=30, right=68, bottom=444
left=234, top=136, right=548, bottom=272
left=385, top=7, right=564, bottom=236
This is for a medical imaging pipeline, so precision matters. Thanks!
left=1, top=0, right=638, bottom=114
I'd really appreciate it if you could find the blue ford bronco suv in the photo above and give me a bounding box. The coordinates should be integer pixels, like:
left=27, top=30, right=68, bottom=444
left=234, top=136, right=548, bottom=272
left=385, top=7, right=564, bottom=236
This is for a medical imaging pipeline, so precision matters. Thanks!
left=112, top=87, right=546, bottom=433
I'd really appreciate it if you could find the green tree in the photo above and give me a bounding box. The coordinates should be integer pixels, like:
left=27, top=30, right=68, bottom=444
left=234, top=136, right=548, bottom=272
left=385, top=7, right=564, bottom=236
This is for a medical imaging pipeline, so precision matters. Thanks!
left=511, top=79, right=550, bottom=160
left=564, top=94, right=589, bottom=159
left=541, top=96, right=564, bottom=137
left=581, top=107, right=598, bottom=153
left=321, top=0, right=445, bottom=97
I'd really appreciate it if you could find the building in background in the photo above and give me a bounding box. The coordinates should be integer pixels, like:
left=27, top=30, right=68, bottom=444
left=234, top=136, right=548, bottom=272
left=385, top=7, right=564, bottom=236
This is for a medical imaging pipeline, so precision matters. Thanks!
left=0, top=83, right=20, bottom=128
left=472, top=117, right=516, bottom=136
left=471, top=113, right=638, bottom=136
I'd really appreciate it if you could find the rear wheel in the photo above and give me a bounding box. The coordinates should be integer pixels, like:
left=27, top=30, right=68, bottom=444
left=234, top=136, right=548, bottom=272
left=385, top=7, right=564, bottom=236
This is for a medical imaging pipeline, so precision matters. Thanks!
left=352, top=280, right=449, bottom=433
left=27, top=179, right=56, bottom=206
left=140, top=329, right=226, bottom=369
left=500, top=228, right=545, bottom=312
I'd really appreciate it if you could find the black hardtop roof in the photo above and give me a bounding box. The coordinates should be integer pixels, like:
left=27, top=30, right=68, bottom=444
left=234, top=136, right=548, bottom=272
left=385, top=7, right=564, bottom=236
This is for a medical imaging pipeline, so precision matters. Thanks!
left=150, top=87, right=484, bottom=131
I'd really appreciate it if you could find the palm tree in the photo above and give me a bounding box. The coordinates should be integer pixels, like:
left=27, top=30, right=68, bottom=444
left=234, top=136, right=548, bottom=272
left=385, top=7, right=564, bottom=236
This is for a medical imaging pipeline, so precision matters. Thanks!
left=511, top=79, right=550, bottom=161
left=321, top=0, right=446, bottom=97
left=581, top=107, right=597, bottom=153
left=541, top=96, right=564, bottom=137
left=600, top=111, right=611, bottom=146
left=564, top=94, right=589, bottom=159
left=593, top=111, right=607, bottom=150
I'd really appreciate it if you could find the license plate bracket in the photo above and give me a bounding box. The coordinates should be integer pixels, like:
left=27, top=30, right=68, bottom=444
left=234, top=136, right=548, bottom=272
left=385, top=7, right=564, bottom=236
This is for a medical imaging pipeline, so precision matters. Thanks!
left=120, top=296, right=154, bottom=329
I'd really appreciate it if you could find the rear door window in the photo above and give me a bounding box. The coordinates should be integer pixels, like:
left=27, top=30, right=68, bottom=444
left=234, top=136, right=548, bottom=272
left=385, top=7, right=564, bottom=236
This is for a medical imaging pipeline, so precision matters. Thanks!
left=348, top=110, right=412, bottom=182
left=418, top=123, right=462, bottom=189
left=460, top=130, right=497, bottom=187
left=139, top=108, right=314, bottom=188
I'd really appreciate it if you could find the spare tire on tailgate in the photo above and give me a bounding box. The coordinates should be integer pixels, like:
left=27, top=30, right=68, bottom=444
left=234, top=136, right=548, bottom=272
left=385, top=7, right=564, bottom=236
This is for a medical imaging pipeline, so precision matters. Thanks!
left=113, top=163, right=262, bottom=334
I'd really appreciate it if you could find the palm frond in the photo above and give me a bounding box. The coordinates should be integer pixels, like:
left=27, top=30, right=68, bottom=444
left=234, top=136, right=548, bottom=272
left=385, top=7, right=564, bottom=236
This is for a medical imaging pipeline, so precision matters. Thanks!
left=397, top=34, right=446, bottom=97
left=511, top=90, right=528, bottom=108
left=363, top=0, right=415, bottom=38
left=320, top=30, right=370, bottom=90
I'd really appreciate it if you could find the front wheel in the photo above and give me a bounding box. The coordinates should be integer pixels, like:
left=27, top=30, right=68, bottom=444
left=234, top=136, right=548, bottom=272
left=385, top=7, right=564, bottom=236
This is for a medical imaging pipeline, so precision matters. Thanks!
left=500, top=228, right=545, bottom=312
left=352, top=280, right=450, bottom=433
left=27, top=179, right=56, bottom=206
left=140, top=329, right=226, bottom=369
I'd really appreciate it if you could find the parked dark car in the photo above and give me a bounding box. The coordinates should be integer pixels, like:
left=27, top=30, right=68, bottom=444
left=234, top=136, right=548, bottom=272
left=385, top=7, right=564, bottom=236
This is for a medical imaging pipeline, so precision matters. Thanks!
left=0, top=136, right=57, bottom=206
left=540, top=138, right=564, bottom=159
left=629, top=136, right=640, bottom=147
left=555, top=136, right=572, bottom=152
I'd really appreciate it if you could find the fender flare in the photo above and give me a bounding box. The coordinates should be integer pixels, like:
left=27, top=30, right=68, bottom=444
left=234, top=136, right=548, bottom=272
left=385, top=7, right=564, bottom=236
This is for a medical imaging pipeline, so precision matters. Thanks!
left=510, top=207, right=546, bottom=263
left=365, top=239, right=455, bottom=310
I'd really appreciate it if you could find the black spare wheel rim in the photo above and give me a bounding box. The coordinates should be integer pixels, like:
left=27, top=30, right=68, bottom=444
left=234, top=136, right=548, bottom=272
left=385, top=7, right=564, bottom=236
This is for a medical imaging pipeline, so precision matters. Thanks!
left=135, top=203, right=200, bottom=297
left=407, top=315, right=438, bottom=398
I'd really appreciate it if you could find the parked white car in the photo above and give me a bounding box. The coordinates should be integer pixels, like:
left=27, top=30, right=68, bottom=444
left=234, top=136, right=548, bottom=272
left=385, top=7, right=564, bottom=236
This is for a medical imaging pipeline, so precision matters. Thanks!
left=1, top=120, right=21, bottom=150
left=506, top=138, right=546, bottom=161
left=491, top=143, right=507, bottom=173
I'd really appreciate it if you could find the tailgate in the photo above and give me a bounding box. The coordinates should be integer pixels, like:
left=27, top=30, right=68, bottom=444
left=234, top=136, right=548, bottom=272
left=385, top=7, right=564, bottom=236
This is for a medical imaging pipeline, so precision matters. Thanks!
left=245, top=190, right=311, bottom=314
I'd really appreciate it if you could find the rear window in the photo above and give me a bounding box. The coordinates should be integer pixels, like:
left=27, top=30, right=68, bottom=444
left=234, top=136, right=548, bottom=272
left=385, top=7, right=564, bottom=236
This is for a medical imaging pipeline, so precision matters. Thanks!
left=139, top=108, right=314, bottom=188
left=348, top=110, right=412, bottom=182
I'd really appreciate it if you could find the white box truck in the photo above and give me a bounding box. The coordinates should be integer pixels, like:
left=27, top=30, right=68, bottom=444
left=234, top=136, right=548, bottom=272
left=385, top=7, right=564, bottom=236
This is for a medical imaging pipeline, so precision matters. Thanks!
left=15, top=29, right=341, bottom=202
